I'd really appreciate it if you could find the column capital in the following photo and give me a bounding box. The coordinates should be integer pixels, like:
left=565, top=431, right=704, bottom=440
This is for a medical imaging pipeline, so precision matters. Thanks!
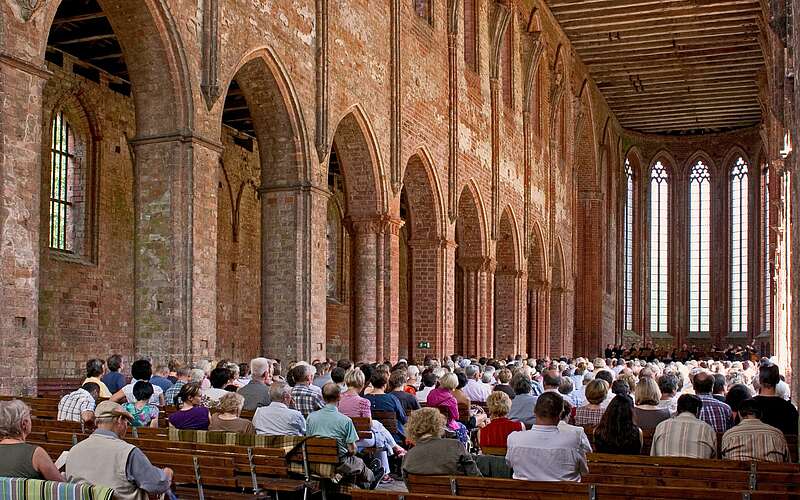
left=348, top=214, right=405, bottom=235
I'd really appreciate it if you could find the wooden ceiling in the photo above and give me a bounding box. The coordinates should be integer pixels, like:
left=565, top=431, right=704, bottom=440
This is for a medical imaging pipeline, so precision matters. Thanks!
left=546, top=0, right=765, bottom=135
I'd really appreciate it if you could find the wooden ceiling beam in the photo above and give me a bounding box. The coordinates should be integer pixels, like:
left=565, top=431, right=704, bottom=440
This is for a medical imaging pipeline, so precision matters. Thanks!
left=580, top=40, right=759, bottom=62
left=51, top=33, right=117, bottom=45
left=621, top=112, right=761, bottom=127
left=616, top=105, right=761, bottom=121
left=607, top=91, right=758, bottom=108
left=549, top=0, right=750, bottom=13
left=552, top=0, right=757, bottom=23
left=558, top=5, right=760, bottom=31
left=563, top=13, right=758, bottom=38
left=596, top=71, right=762, bottom=90
left=573, top=26, right=759, bottom=51
left=591, top=59, right=763, bottom=78
left=601, top=79, right=757, bottom=95
left=584, top=46, right=760, bottom=66
left=51, top=11, right=106, bottom=25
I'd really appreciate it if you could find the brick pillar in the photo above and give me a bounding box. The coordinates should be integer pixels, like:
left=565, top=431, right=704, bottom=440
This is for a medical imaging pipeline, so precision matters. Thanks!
left=494, top=269, right=522, bottom=358
left=458, top=257, right=495, bottom=357
left=527, top=281, right=550, bottom=358
left=575, top=191, right=604, bottom=357
left=441, top=238, right=457, bottom=358
left=0, top=55, right=49, bottom=395
left=350, top=216, right=403, bottom=362
left=130, top=136, right=219, bottom=365
left=260, top=183, right=328, bottom=362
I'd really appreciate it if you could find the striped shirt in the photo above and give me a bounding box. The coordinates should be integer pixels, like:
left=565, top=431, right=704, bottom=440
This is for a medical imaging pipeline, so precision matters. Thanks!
left=57, top=388, right=96, bottom=422
left=721, top=418, right=790, bottom=462
left=292, top=383, right=324, bottom=418
left=650, top=413, right=717, bottom=459
left=572, top=405, right=605, bottom=426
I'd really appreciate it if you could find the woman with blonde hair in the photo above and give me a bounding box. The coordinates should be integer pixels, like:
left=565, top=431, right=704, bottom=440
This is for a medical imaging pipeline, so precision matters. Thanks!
left=632, top=377, right=670, bottom=430
left=478, top=392, right=524, bottom=448
left=209, top=392, right=255, bottom=434
left=0, top=400, right=63, bottom=480
left=401, top=408, right=480, bottom=479
left=572, top=379, right=608, bottom=426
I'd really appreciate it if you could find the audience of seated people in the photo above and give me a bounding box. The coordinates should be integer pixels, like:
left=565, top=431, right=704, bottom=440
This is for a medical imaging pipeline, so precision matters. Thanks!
left=83, top=359, right=112, bottom=398
left=1, top=349, right=798, bottom=495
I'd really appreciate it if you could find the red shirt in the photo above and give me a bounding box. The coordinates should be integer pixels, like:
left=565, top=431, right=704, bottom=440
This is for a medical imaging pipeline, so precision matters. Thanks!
left=479, top=417, right=525, bottom=448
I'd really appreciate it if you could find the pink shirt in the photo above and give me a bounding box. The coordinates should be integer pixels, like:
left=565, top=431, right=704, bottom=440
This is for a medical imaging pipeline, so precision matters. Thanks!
left=338, top=391, right=372, bottom=418
left=427, top=388, right=460, bottom=430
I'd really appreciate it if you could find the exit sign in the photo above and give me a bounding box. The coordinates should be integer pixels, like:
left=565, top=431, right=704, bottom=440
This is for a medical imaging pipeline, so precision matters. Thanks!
left=417, top=341, right=431, bottom=349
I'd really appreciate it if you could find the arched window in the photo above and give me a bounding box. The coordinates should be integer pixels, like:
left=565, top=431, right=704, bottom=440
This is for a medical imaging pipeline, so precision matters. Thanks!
left=49, top=110, right=89, bottom=254
left=502, top=24, right=513, bottom=107
left=624, top=158, right=634, bottom=331
left=414, top=0, right=433, bottom=24
left=689, top=159, right=711, bottom=335
left=464, top=0, right=477, bottom=71
left=761, top=162, right=771, bottom=333
left=730, top=157, right=749, bottom=335
left=649, top=161, right=669, bottom=335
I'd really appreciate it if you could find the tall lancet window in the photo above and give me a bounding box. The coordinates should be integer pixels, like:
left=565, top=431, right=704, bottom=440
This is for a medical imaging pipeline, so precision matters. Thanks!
left=649, top=161, right=669, bottom=335
left=624, top=158, right=634, bottom=331
left=689, top=160, right=711, bottom=335
left=761, top=163, right=771, bottom=333
left=730, top=157, right=749, bottom=335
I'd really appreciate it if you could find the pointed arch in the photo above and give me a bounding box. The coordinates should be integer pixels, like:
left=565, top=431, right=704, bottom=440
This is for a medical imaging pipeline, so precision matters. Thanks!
left=549, top=237, right=567, bottom=356
left=625, top=146, right=645, bottom=178
left=457, top=180, right=490, bottom=259
left=402, top=147, right=447, bottom=240
left=497, top=206, right=523, bottom=273
left=331, top=105, right=389, bottom=219
left=528, top=221, right=548, bottom=284
left=495, top=206, right=523, bottom=357
left=649, top=149, right=678, bottom=175
left=721, top=145, right=754, bottom=173
left=223, top=47, right=313, bottom=186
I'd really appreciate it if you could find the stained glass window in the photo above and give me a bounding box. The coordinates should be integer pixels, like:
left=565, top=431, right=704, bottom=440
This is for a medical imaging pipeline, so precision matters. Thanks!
left=730, top=157, right=749, bottom=335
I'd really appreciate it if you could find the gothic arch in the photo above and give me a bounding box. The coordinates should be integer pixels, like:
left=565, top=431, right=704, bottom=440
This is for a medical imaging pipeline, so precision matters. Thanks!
left=495, top=207, right=523, bottom=357
left=650, top=149, right=679, bottom=175
left=331, top=106, right=389, bottom=219
left=223, top=48, right=313, bottom=185
left=527, top=220, right=548, bottom=357
left=721, top=146, right=755, bottom=173
left=684, top=150, right=717, bottom=178
left=550, top=237, right=567, bottom=356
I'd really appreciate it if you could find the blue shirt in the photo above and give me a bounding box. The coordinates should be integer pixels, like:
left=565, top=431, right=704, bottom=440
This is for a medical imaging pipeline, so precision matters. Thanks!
left=306, top=404, right=359, bottom=457
left=509, top=393, right=538, bottom=428
left=365, top=393, right=407, bottom=436
left=102, top=372, right=126, bottom=394
left=149, top=376, right=174, bottom=393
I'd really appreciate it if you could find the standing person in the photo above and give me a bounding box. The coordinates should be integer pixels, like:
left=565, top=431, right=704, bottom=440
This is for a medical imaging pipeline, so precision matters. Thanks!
left=83, top=358, right=112, bottom=398
left=651, top=394, right=717, bottom=459
left=102, top=354, right=126, bottom=394
left=66, top=401, right=173, bottom=500
left=752, top=364, right=799, bottom=435
left=721, top=399, right=790, bottom=462
left=593, top=396, right=642, bottom=454
left=122, top=381, right=160, bottom=428
left=238, top=357, right=272, bottom=411
left=506, top=393, right=589, bottom=482
left=0, top=400, right=64, bottom=481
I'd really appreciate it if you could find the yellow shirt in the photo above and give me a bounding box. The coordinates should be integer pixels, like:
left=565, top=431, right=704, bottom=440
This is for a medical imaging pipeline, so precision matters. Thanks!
left=83, top=377, right=111, bottom=398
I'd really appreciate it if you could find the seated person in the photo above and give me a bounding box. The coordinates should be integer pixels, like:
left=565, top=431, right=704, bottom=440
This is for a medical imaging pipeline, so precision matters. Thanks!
left=593, top=395, right=642, bottom=455
left=0, top=400, right=63, bottom=480
left=492, top=369, right=515, bottom=399
left=478, top=391, right=524, bottom=449
left=365, top=373, right=407, bottom=441
left=651, top=394, right=716, bottom=459
left=427, top=373, right=470, bottom=445
left=122, top=381, right=160, bottom=428
left=506, top=392, right=588, bottom=482
left=389, top=370, right=421, bottom=414
left=752, top=364, right=799, bottom=435
left=209, top=392, right=255, bottom=434
left=572, top=379, right=608, bottom=426
left=415, top=371, right=437, bottom=403
left=168, top=382, right=210, bottom=430
left=253, top=382, right=306, bottom=436
left=402, top=407, right=481, bottom=479
left=307, top=383, right=380, bottom=489
left=633, top=377, right=671, bottom=430
left=202, top=367, right=231, bottom=402
left=101, top=354, right=126, bottom=394
left=111, top=359, right=164, bottom=407
left=721, top=398, right=790, bottom=462
left=66, top=401, right=173, bottom=499
left=508, top=373, right=537, bottom=428
left=57, top=382, right=99, bottom=425
left=83, top=358, right=112, bottom=398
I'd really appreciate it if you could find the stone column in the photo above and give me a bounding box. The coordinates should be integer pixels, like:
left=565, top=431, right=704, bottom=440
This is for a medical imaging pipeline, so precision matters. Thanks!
left=0, top=54, right=50, bottom=395
left=575, top=191, right=604, bottom=356
left=260, top=183, right=328, bottom=362
left=527, top=281, right=550, bottom=358
left=350, top=215, right=403, bottom=362
left=458, top=257, right=495, bottom=357
left=441, top=238, right=457, bottom=358
left=130, top=135, right=220, bottom=365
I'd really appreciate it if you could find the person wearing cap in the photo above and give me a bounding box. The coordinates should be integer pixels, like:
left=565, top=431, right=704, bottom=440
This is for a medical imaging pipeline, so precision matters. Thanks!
left=66, top=401, right=173, bottom=500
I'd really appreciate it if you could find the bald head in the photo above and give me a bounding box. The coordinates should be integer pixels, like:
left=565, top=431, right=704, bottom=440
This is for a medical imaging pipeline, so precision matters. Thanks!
left=322, top=383, right=341, bottom=404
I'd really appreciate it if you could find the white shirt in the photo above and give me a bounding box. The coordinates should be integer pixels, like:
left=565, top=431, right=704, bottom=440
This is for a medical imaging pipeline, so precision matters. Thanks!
left=557, top=421, right=593, bottom=454
left=253, top=402, right=307, bottom=436
left=506, top=425, right=589, bottom=482
left=416, top=386, right=434, bottom=402
left=462, top=379, right=492, bottom=402
left=202, top=387, right=229, bottom=402
left=122, top=379, right=164, bottom=406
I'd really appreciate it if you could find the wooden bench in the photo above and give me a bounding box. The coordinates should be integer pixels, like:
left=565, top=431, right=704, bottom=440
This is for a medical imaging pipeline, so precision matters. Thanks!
left=372, top=410, right=400, bottom=439
left=405, top=475, right=800, bottom=500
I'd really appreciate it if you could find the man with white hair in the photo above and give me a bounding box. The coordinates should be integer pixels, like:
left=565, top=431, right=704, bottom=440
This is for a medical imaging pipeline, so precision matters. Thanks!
left=462, top=364, right=491, bottom=402
left=238, top=357, right=272, bottom=411
left=253, top=382, right=306, bottom=436
left=291, top=364, right=325, bottom=417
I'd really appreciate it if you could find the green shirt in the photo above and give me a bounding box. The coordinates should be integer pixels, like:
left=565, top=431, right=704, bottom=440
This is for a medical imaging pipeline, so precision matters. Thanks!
left=306, top=404, right=358, bottom=457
